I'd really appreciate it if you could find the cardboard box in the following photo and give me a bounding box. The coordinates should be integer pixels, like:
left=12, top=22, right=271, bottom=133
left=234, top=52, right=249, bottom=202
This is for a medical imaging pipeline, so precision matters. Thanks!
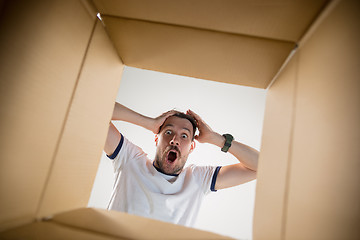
left=0, top=0, right=359, bottom=239
left=1, top=208, right=232, bottom=239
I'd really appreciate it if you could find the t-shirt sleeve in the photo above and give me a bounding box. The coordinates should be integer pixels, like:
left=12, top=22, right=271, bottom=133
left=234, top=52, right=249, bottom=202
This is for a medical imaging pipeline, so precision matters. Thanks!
left=192, top=165, right=222, bottom=195
left=106, top=134, right=146, bottom=174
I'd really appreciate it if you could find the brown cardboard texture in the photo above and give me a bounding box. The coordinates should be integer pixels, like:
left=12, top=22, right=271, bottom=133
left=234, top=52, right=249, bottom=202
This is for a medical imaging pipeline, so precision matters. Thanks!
left=253, top=53, right=300, bottom=240
left=0, top=0, right=95, bottom=230
left=0, top=0, right=123, bottom=232
left=93, top=0, right=328, bottom=42
left=102, top=15, right=295, bottom=88
left=0, top=222, right=119, bottom=240
left=93, top=0, right=329, bottom=88
left=1, top=208, right=233, bottom=240
left=254, top=0, right=360, bottom=239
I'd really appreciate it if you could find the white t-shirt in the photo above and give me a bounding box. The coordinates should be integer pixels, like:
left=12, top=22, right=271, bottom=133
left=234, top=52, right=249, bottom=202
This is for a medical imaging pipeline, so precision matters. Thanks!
left=107, top=134, right=220, bottom=227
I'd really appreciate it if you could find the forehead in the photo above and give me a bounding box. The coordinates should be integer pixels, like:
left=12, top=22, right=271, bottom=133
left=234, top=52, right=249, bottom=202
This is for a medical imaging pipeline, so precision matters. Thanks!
left=162, top=116, right=194, bottom=135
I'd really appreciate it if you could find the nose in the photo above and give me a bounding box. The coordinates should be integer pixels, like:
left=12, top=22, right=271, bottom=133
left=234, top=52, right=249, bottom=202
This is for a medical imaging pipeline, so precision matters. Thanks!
left=170, top=135, right=180, bottom=146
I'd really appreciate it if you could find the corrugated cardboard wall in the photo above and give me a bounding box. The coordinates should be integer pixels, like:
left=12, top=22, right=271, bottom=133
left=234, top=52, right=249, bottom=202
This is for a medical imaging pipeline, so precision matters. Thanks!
left=93, top=0, right=329, bottom=43
left=253, top=0, right=360, bottom=239
left=92, top=0, right=329, bottom=89
left=0, top=0, right=123, bottom=231
left=253, top=51, right=299, bottom=240
left=101, top=15, right=295, bottom=89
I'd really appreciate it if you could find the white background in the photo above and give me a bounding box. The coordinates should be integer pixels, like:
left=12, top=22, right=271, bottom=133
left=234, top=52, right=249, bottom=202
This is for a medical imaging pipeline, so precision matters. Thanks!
left=88, top=66, right=267, bottom=239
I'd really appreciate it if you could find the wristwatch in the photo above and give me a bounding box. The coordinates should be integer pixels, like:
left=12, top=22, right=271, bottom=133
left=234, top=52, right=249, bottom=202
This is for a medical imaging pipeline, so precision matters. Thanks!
left=221, top=134, right=234, bottom=153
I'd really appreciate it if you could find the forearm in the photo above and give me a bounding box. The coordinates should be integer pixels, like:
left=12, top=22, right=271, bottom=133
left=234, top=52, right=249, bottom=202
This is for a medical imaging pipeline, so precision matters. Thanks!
left=228, top=141, right=258, bottom=171
left=111, top=103, right=153, bottom=131
left=207, top=132, right=259, bottom=171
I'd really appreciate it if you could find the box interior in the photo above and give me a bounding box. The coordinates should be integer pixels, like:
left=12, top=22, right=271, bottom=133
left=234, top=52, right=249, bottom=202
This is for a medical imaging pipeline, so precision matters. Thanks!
left=1, top=0, right=359, bottom=239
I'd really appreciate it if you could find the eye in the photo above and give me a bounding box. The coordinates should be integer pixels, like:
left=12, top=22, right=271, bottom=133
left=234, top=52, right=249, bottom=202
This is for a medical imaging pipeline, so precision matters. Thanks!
left=165, top=130, right=172, bottom=135
left=181, top=133, right=188, bottom=139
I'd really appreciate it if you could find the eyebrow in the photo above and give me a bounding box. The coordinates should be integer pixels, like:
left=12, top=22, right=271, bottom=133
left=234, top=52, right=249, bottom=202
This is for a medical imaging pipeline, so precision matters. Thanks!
left=163, top=124, right=191, bottom=134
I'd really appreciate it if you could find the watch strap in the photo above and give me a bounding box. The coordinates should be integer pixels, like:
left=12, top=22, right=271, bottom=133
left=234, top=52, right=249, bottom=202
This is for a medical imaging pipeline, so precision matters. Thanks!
left=221, top=134, right=234, bottom=152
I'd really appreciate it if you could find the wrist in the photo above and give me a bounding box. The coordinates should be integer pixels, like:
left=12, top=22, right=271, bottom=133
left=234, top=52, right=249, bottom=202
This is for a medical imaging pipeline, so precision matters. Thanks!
left=208, top=132, right=226, bottom=147
left=137, top=115, right=153, bottom=132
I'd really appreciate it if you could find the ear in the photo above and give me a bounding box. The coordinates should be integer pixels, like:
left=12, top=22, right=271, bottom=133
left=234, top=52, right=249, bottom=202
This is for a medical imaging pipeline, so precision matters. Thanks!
left=155, top=134, right=159, bottom=146
left=189, top=140, right=196, bottom=153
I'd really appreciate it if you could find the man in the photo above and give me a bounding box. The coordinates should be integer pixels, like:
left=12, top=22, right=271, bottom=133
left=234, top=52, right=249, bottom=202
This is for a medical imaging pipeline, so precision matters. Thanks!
left=104, top=102, right=258, bottom=227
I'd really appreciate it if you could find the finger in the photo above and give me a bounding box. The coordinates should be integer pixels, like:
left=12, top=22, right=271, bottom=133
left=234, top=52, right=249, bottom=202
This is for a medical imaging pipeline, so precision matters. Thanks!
left=165, top=110, right=177, bottom=118
left=187, top=110, right=203, bottom=125
left=187, top=109, right=197, bottom=119
left=161, top=110, right=176, bottom=118
left=188, top=109, right=201, bottom=119
left=187, top=111, right=200, bottom=127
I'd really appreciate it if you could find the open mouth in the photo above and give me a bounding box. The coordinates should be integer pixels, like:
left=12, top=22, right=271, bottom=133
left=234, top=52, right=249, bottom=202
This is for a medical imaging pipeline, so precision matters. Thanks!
left=167, top=150, right=178, bottom=163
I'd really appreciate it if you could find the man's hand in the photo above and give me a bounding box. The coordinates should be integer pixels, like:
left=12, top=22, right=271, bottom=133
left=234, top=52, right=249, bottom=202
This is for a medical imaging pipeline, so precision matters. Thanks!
left=186, top=109, right=219, bottom=144
left=151, top=110, right=178, bottom=134
left=111, top=103, right=178, bottom=135
left=187, top=109, right=259, bottom=190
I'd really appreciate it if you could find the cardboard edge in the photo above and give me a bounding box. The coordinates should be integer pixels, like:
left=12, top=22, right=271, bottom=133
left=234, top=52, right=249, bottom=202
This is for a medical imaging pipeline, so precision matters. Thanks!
left=266, top=45, right=298, bottom=90
left=51, top=208, right=234, bottom=240
left=298, top=0, right=341, bottom=48
left=80, top=0, right=98, bottom=19
left=266, top=0, right=339, bottom=90
left=102, top=15, right=295, bottom=89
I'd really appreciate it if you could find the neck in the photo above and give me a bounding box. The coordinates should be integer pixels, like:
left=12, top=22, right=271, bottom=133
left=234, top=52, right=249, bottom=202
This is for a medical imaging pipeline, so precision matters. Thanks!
left=152, top=161, right=179, bottom=177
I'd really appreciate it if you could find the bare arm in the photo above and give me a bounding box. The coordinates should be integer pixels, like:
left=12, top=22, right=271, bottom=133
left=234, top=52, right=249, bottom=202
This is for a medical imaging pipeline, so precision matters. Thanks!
left=111, top=103, right=154, bottom=132
left=104, top=103, right=176, bottom=155
left=187, top=110, right=259, bottom=190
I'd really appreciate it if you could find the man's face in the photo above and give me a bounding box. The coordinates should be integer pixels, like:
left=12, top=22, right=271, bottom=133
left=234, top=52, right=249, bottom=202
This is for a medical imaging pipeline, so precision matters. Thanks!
left=154, top=116, right=195, bottom=175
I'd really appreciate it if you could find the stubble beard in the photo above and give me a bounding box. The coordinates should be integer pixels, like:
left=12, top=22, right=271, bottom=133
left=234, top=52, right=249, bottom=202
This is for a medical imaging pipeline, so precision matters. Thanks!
left=154, top=146, right=186, bottom=175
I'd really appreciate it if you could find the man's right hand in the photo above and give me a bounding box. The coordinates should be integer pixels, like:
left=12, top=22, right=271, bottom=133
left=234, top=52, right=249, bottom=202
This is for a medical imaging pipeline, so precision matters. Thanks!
left=151, top=110, right=178, bottom=134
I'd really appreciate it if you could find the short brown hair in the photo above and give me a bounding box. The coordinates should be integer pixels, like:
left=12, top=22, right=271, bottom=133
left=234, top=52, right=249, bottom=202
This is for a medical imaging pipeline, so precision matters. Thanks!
left=159, top=112, right=197, bottom=139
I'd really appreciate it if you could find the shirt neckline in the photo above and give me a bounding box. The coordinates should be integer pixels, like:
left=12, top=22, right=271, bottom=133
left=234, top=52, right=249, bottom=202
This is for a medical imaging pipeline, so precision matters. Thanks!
left=152, top=161, right=180, bottom=177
